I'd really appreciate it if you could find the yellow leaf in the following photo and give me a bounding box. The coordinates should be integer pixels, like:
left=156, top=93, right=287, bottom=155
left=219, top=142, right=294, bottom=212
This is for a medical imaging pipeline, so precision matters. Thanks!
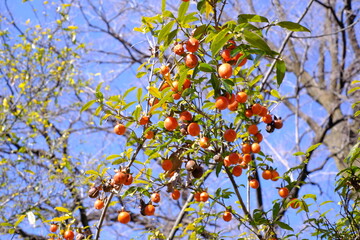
left=67, top=26, right=78, bottom=30
left=205, top=2, right=213, bottom=19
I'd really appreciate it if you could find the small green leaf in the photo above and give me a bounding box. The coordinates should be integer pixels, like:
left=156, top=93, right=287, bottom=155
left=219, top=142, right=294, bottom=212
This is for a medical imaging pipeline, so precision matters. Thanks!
left=85, top=170, right=99, bottom=175
left=198, top=63, right=215, bottom=72
left=238, top=14, right=269, bottom=23
left=178, top=1, right=190, bottom=21
left=14, top=215, right=26, bottom=227
left=106, top=154, right=122, bottom=160
left=275, top=59, right=286, bottom=86
left=243, top=30, right=272, bottom=54
left=276, top=221, right=294, bottom=231
left=276, top=21, right=310, bottom=32
left=158, top=21, right=175, bottom=43
left=303, top=194, right=317, bottom=201
left=293, top=151, right=305, bottom=156
left=306, top=143, right=321, bottom=153
left=345, top=142, right=360, bottom=164
left=270, top=89, right=281, bottom=99
left=137, top=88, right=143, bottom=102
left=320, top=200, right=333, bottom=206
left=0, top=222, right=13, bottom=227
left=148, top=87, right=161, bottom=99
left=123, top=86, right=137, bottom=98
left=80, top=99, right=96, bottom=113
left=55, top=207, right=70, bottom=213
left=136, top=72, right=147, bottom=78
left=210, top=29, right=233, bottom=56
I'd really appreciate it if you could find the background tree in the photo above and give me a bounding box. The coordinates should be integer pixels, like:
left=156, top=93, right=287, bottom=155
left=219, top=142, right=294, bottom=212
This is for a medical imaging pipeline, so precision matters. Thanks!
left=0, top=0, right=358, bottom=239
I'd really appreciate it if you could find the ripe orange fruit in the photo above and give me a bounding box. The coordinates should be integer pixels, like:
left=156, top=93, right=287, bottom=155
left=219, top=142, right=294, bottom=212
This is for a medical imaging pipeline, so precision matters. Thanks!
left=251, top=142, right=261, bottom=153
left=249, top=179, right=259, bottom=189
left=164, top=116, right=178, bottom=131
left=199, top=137, right=210, bottom=148
left=171, top=189, right=181, bottom=200
left=259, top=106, right=268, bottom=117
left=186, top=37, right=199, bottom=52
left=262, top=114, right=272, bottom=124
left=179, top=111, right=192, bottom=122
left=64, top=230, right=75, bottom=240
left=243, top=154, right=252, bottom=164
left=274, top=119, right=283, bottom=129
left=194, top=192, right=201, bottom=202
left=223, top=156, right=231, bottom=167
left=224, top=129, right=236, bottom=142
left=228, top=152, right=240, bottom=164
left=237, top=56, right=248, bottom=66
left=50, top=224, right=58, bottom=233
left=254, top=132, right=263, bottom=143
left=144, top=130, right=154, bottom=139
left=183, top=78, right=191, bottom=89
left=170, top=81, right=179, bottom=92
left=225, top=92, right=236, bottom=103
left=218, top=63, right=233, bottom=79
left=290, top=198, right=300, bottom=209
left=144, top=204, right=155, bottom=216
left=151, top=192, right=161, bottom=203
left=248, top=124, right=258, bottom=135
left=200, top=191, right=209, bottom=202
left=223, top=210, right=232, bottom=222
left=251, top=103, right=262, bottom=115
left=278, top=187, right=289, bottom=198
left=139, top=116, right=150, bottom=125
left=159, top=82, right=170, bottom=91
left=114, top=124, right=126, bottom=135
left=227, top=101, right=238, bottom=111
left=174, top=43, right=185, bottom=55
left=148, top=97, right=159, bottom=106
left=185, top=53, right=198, bottom=68
left=162, top=159, right=173, bottom=171
left=271, top=170, right=280, bottom=181
left=113, top=171, right=127, bottom=185
left=118, top=211, right=131, bottom=224
left=236, top=92, right=247, bottom=103
left=262, top=170, right=272, bottom=180
left=187, top=122, right=200, bottom=136
left=172, top=92, right=181, bottom=100
left=124, top=174, right=133, bottom=185
left=245, top=109, right=253, bottom=118
left=239, top=161, right=248, bottom=169
left=227, top=40, right=236, bottom=50
left=94, top=199, right=104, bottom=210
left=160, top=65, right=170, bottom=75
left=215, top=96, right=229, bottom=110
left=232, top=165, right=242, bottom=177
left=242, top=143, right=251, bottom=154
left=221, top=49, right=232, bottom=62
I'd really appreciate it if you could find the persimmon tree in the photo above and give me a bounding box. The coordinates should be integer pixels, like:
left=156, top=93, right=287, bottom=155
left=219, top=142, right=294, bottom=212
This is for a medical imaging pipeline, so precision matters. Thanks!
left=73, top=0, right=325, bottom=239
left=1, top=0, right=359, bottom=240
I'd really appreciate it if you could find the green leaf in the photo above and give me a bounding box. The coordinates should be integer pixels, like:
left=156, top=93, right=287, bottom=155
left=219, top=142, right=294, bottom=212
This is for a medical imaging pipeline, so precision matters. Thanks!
left=106, top=154, right=122, bottom=160
left=158, top=21, right=175, bottom=43
left=306, top=143, right=321, bottom=153
left=148, top=87, right=161, bottom=99
left=276, top=221, right=294, bottom=231
left=293, top=151, right=305, bottom=156
left=136, top=72, right=147, bottom=78
left=50, top=216, right=72, bottom=222
left=243, top=30, right=272, bottom=54
left=0, top=222, right=13, bottom=227
left=303, top=194, right=317, bottom=201
left=345, top=142, right=360, bottom=164
left=276, top=21, right=310, bottom=32
left=85, top=170, right=99, bottom=175
left=80, top=99, right=96, bottom=113
left=270, top=89, right=281, bottom=99
left=178, top=1, right=190, bottom=21
left=238, top=14, right=269, bottom=23
left=123, top=86, right=137, bottom=98
left=14, top=215, right=26, bottom=227
left=161, top=0, right=166, bottom=13
left=272, top=202, right=281, bottom=220
left=137, top=88, right=143, bottom=102
left=275, top=59, right=286, bottom=86
left=198, top=63, right=215, bottom=72
left=55, top=207, right=70, bottom=213
left=210, top=29, right=233, bottom=56
left=320, top=200, right=333, bottom=206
